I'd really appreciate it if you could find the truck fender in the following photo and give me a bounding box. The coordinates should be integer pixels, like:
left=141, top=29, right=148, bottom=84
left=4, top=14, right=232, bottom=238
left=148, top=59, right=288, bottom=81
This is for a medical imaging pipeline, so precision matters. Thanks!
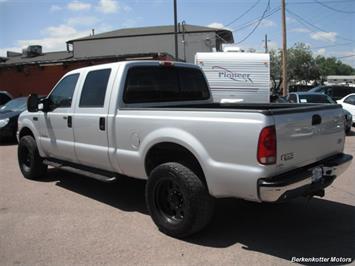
left=18, top=118, right=45, bottom=157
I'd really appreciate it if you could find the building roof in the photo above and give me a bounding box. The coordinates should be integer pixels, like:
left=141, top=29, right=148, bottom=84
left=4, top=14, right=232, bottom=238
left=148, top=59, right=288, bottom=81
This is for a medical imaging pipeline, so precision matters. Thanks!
left=0, top=51, right=73, bottom=67
left=0, top=51, right=173, bottom=68
left=327, top=75, right=355, bottom=79
left=68, top=24, right=233, bottom=43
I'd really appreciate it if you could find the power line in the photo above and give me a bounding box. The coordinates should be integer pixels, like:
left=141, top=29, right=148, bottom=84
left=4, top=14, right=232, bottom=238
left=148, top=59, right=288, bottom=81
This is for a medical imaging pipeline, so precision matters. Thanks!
left=232, top=6, right=280, bottom=33
left=236, top=0, right=271, bottom=44
left=286, top=9, right=355, bottom=43
left=313, top=0, right=355, bottom=14
left=225, top=0, right=262, bottom=27
left=311, top=42, right=354, bottom=50
left=287, top=0, right=354, bottom=5
left=337, top=54, right=355, bottom=59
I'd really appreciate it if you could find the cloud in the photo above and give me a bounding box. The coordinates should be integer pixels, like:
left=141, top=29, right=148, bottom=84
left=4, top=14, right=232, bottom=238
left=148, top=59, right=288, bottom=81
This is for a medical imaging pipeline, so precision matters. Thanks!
left=310, top=31, right=337, bottom=43
left=207, top=22, right=232, bottom=31
left=67, top=16, right=99, bottom=26
left=208, top=22, right=224, bottom=28
left=260, top=19, right=275, bottom=28
left=67, top=1, right=91, bottom=11
left=286, top=16, right=296, bottom=24
left=268, top=41, right=279, bottom=50
left=42, top=24, right=78, bottom=38
left=290, top=28, right=310, bottom=33
left=0, top=25, right=90, bottom=56
left=97, top=0, right=119, bottom=13
left=121, top=19, right=139, bottom=28
left=316, top=48, right=326, bottom=56
left=0, top=20, right=118, bottom=57
left=50, top=5, right=63, bottom=12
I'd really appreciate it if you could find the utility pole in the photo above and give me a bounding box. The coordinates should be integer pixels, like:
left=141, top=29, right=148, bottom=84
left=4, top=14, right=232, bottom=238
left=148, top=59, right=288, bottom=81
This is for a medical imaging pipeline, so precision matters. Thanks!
left=174, top=0, right=179, bottom=61
left=281, top=0, right=288, bottom=96
left=263, top=34, right=270, bottom=53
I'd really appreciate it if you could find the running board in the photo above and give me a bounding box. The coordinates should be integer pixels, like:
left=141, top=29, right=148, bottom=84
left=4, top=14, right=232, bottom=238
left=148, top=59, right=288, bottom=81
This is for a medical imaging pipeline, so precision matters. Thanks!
left=43, top=159, right=118, bottom=183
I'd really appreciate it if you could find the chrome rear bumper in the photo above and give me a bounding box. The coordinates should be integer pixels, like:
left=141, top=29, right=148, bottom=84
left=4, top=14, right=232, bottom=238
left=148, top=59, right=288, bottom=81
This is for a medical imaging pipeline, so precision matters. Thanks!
left=258, top=153, right=353, bottom=202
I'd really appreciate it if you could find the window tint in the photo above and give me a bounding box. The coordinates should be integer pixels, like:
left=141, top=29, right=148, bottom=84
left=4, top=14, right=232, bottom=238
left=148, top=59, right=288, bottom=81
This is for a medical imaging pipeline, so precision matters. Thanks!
left=298, top=94, right=332, bottom=103
left=123, top=66, right=210, bottom=103
left=79, top=69, right=111, bottom=108
left=344, top=95, right=355, bottom=105
left=332, top=87, right=351, bottom=99
left=179, top=68, right=210, bottom=100
left=0, top=93, right=11, bottom=105
left=49, top=74, right=79, bottom=109
left=288, top=94, right=297, bottom=103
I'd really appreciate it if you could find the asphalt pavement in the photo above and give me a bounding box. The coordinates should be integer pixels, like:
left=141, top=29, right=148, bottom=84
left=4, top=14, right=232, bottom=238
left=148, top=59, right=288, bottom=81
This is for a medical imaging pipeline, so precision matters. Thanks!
left=1, top=133, right=354, bottom=265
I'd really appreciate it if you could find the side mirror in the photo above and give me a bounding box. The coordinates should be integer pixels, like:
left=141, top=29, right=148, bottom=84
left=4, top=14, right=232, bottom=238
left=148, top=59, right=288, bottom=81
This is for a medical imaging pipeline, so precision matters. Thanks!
left=40, top=97, right=51, bottom=112
left=27, top=94, right=39, bottom=112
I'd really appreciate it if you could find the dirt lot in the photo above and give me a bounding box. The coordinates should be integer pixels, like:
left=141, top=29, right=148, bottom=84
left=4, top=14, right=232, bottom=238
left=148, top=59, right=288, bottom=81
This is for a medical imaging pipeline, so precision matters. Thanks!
left=0, top=134, right=354, bottom=266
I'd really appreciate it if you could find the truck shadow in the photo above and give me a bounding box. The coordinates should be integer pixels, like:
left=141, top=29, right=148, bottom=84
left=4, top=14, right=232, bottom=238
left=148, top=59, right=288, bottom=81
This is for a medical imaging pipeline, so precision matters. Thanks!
left=0, top=139, right=17, bottom=146
left=48, top=169, right=148, bottom=214
left=47, top=169, right=354, bottom=264
left=346, top=130, right=355, bottom=137
left=189, top=198, right=355, bottom=264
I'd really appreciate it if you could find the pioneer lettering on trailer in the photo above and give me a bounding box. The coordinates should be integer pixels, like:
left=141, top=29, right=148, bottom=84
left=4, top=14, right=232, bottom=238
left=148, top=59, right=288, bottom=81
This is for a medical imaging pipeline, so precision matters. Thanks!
left=212, top=66, right=253, bottom=83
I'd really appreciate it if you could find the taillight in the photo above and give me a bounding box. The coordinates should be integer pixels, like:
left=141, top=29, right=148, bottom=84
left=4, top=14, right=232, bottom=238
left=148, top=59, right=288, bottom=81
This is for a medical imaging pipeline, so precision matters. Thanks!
left=159, top=61, right=175, bottom=67
left=257, top=126, right=277, bottom=165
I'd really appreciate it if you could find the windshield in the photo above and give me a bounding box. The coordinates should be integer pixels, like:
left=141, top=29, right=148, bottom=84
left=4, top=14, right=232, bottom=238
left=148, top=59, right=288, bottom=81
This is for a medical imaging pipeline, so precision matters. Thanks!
left=0, top=97, right=27, bottom=112
left=298, top=94, right=335, bottom=104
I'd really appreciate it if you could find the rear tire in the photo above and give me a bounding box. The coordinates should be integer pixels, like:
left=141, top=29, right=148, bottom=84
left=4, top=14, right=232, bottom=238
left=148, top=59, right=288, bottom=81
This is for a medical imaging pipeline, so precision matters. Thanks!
left=18, top=136, right=47, bottom=180
left=146, top=162, right=215, bottom=238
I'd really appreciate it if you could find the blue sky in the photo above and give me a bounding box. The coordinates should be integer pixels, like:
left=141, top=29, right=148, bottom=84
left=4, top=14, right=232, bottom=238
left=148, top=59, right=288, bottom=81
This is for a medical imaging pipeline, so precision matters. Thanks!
left=1, top=0, right=354, bottom=66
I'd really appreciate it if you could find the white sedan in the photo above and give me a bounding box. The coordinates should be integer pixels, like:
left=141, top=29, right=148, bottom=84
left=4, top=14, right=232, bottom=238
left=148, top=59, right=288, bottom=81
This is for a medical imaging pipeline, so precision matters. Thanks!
left=338, top=93, right=355, bottom=124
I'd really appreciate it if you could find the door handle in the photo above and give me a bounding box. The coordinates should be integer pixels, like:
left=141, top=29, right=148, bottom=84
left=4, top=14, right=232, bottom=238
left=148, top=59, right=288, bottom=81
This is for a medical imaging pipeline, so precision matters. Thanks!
left=67, top=116, right=72, bottom=128
left=99, top=117, right=105, bottom=131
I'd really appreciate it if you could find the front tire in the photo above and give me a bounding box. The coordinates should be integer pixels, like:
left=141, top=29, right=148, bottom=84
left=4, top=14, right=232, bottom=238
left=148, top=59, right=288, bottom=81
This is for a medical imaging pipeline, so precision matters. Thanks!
left=146, top=162, right=215, bottom=238
left=18, top=136, right=47, bottom=180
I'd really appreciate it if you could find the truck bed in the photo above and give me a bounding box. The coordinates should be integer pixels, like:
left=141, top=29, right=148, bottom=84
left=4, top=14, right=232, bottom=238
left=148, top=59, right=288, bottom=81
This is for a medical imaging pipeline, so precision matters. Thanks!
left=123, top=102, right=342, bottom=115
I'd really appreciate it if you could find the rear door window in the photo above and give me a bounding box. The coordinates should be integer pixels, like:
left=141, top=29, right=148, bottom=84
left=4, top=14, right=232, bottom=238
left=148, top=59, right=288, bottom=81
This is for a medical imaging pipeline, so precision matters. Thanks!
left=79, top=69, right=111, bottom=108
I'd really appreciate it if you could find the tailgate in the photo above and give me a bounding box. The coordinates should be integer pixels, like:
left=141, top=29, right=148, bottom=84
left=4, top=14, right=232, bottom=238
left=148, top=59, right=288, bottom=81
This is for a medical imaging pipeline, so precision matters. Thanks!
left=273, top=105, right=345, bottom=171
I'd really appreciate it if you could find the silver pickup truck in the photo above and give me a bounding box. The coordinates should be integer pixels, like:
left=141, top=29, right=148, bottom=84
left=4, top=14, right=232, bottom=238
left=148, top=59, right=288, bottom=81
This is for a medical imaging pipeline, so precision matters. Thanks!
left=17, top=61, right=352, bottom=238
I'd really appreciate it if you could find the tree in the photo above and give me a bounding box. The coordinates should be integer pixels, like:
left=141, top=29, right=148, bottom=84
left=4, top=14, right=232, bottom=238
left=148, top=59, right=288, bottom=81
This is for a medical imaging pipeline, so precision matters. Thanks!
left=287, top=43, right=319, bottom=83
left=269, top=49, right=281, bottom=92
left=315, top=55, right=355, bottom=80
left=269, top=42, right=355, bottom=92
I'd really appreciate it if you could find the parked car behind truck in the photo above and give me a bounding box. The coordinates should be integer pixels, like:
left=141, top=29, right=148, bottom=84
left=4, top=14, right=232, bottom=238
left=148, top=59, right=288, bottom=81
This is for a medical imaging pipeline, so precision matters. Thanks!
left=17, top=61, right=352, bottom=238
left=0, top=97, right=27, bottom=141
left=337, top=93, right=355, bottom=126
left=287, top=92, right=352, bottom=134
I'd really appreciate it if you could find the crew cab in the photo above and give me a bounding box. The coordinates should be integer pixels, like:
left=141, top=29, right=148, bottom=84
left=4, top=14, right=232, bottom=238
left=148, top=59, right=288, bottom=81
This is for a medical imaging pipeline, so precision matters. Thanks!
left=17, top=61, right=352, bottom=237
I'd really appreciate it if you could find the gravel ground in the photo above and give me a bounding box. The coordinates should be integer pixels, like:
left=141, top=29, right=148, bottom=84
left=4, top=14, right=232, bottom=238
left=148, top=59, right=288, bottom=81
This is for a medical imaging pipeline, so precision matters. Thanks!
left=0, top=133, right=354, bottom=266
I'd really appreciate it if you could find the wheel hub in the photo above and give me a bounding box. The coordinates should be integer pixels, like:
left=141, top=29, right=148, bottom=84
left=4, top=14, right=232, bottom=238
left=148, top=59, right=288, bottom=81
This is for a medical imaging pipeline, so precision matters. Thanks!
left=168, top=190, right=183, bottom=209
left=155, top=179, right=185, bottom=224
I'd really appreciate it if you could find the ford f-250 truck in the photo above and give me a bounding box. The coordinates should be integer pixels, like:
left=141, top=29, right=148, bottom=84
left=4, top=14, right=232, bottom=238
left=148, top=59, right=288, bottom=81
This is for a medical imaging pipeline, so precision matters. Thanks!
left=17, top=61, right=352, bottom=238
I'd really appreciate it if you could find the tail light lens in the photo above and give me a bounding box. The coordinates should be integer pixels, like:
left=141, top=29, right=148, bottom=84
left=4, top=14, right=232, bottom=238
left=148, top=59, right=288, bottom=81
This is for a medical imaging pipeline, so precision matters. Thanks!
left=159, top=61, right=175, bottom=67
left=257, top=126, right=277, bottom=165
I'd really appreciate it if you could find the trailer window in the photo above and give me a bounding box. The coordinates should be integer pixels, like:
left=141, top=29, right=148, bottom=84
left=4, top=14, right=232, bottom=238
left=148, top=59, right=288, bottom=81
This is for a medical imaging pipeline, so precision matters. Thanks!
left=123, top=66, right=210, bottom=103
